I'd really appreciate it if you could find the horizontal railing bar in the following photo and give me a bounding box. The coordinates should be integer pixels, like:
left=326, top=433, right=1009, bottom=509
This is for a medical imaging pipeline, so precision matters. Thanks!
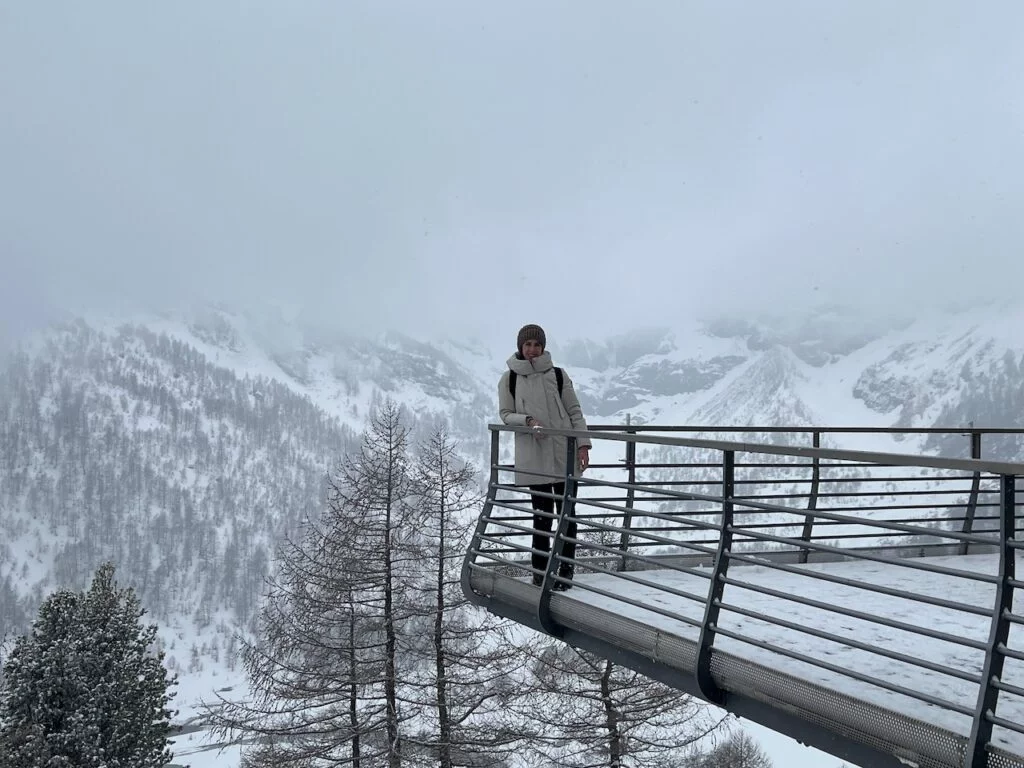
left=616, top=498, right=994, bottom=521
left=491, top=482, right=562, bottom=500
left=729, top=493, right=974, bottom=505
left=708, top=625, right=977, bottom=716
left=581, top=524, right=722, bottom=556
left=734, top=462, right=815, bottom=469
left=614, top=463, right=730, bottom=470
left=570, top=497, right=724, bottom=534
left=577, top=514, right=720, bottom=544
left=728, top=500, right=993, bottom=545
left=733, top=532, right=955, bottom=546
left=493, top=423, right=1024, bottom=474
left=470, top=525, right=971, bottom=562
left=576, top=558, right=711, bottom=603
left=464, top=542, right=991, bottom=584
left=790, top=515, right=995, bottom=528
left=573, top=473, right=1003, bottom=489
left=732, top=491, right=981, bottom=503
left=724, top=551, right=995, bottom=620
left=986, top=712, right=1024, bottom=737
left=734, top=528, right=1001, bottom=583
left=476, top=531, right=547, bottom=555
left=618, top=518, right=995, bottom=536
left=729, top=529, right=953, bottom=541
left=717, top=599, right=983, bottom=683
left=813, top=489, right=981, bottom=498
left=466, top=547, right=536, bottom=573
left=485, top=499, right=544, bottom=517
left=786, top=536, right=970, bottom=548
left=720, top=572, right=991, bottom=643
left=585, top=425, right=1024, bottom=435
left=998, top=645, right=1024, bottom=662
left=578, top=475, right=725, bottom=505
left=584, top=539, right=719, bottom=576
left=570, top=525, right=981, bottom=546
left=994, top=679, right=1024, bottom=700
left=636, top=480, right=796, bottom=489
left=544, top=575, right=707, bottom=628
left=474, top=531, right=541, bottom=556
left=814, top=476, right=1001, bottom=484
left=566, top=528, right=980, bottom=549
left=728, top=497, right=996, bottom=544
left=476, top=518, right=559, bottom=541
left=571, top=519, right=721, bottom=560
left=729, top=490, right=965, bottom=501
left=636, top=496, right=998, bottom=514
left=812, top=502, right=992, bottom=513
left=630, top=477, right=991, bottom=488
left=821, top=468, right=1002, bottom=476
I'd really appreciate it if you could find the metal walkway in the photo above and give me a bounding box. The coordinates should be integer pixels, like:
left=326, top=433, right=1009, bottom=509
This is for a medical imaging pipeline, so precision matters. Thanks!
left=461, top=426, right=1024, bottom=768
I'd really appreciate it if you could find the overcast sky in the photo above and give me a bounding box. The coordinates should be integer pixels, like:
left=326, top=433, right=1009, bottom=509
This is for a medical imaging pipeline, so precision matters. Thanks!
left=2, top=1, right=1022, bottom=350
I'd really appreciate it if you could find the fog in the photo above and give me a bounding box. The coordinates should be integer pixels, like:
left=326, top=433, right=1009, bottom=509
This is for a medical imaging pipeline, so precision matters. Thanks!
left=2, top=1, right=1022, bottom=351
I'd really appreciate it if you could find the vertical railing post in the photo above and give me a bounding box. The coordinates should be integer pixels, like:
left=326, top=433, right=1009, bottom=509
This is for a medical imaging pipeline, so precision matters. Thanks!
left=617, top=424, right=637, bottom=572
left=461, top=428, right=504, bottom=598
left=695, top=449, right=734, bottom=705
left=537, top=434, right=578, bottom=636
left=960, top=430, right=983, bottom=555
left=964, top=473, right=1015, bottom=768
left=798, top=431, right=821, bottom=564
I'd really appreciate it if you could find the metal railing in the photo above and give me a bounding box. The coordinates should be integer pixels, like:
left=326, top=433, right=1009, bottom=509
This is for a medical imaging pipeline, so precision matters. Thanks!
left=462, top=425, right=1024, bottom=768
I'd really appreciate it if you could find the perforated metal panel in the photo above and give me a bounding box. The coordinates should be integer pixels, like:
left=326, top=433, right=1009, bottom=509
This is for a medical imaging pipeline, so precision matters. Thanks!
left=988, top=748, right=1024, bottom=768
left=709, top=650, right=965, bottom=768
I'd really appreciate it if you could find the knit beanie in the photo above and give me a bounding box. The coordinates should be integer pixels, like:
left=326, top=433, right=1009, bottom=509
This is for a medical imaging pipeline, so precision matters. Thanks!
left=517, top=324, right=546, bottom=354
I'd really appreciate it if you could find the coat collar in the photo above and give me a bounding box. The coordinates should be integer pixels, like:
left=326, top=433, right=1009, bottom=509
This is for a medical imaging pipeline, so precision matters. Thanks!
left=507, top=351, right=553, bottom=375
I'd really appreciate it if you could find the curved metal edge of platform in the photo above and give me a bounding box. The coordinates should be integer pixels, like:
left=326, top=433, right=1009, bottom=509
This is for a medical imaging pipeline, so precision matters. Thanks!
left=465, top=565, right=1024, bottom=768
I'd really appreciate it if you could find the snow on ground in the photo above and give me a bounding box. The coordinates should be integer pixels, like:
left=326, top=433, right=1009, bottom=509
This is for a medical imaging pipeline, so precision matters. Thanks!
left=168, top=731, right=243, bottom=768
left=166, top=666, right=248, bottom=767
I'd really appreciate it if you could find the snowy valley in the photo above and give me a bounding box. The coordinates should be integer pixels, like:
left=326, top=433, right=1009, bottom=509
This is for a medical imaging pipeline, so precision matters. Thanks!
left=2, top=300, right=1024, bottom=764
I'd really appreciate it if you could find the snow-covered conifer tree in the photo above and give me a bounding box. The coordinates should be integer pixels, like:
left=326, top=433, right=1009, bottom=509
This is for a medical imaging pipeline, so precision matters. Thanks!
left=0, top=562, right=176, bottom=768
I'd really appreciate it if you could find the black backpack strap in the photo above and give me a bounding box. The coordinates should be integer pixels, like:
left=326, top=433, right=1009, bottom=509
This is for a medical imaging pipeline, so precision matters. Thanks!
left=509, top=367, right=562, bottom=399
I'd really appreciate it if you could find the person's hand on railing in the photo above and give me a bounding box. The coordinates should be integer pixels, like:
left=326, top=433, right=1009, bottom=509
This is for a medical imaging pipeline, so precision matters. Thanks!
left=526, top=416, right=546, bottom=439
left=578, top=445, right=590, bottom=472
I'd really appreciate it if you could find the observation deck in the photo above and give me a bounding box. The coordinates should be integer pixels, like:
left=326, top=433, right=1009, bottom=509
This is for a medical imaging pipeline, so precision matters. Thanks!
left=462, top=425, right=1024, bottom=768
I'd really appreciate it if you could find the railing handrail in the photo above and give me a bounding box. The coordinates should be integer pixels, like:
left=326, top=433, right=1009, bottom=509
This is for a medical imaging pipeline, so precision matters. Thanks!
left=489, top=423, right=1024, bottom=476
left=584, top=425, right=1024, bottom=435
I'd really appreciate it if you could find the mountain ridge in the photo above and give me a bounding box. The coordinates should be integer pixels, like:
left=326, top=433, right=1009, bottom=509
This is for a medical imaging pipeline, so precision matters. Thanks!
left=2, top=299, right=1024, bottom=728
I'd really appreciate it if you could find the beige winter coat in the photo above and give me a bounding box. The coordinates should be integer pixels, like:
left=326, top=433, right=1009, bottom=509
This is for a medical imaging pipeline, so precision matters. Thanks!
left=498, top=351, right=592, bottom=486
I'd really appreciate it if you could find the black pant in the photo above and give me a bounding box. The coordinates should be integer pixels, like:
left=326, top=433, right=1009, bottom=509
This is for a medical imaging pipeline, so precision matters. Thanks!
left=529, top=482, right=575, bottom=576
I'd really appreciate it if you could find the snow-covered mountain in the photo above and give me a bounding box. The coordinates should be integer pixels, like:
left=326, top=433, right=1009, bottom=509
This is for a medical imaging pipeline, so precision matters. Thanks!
left=559, top=301, right=1024, bottom=458
left=2, top=299, right=1023, bottom=740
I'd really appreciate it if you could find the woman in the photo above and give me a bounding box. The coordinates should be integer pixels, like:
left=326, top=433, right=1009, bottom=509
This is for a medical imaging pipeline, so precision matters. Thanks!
left=498, top=323, right=592, bottom=589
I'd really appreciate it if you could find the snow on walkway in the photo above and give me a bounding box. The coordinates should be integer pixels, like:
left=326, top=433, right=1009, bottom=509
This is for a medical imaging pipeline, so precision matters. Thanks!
left=566, top=551, right=1023, bottom=756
